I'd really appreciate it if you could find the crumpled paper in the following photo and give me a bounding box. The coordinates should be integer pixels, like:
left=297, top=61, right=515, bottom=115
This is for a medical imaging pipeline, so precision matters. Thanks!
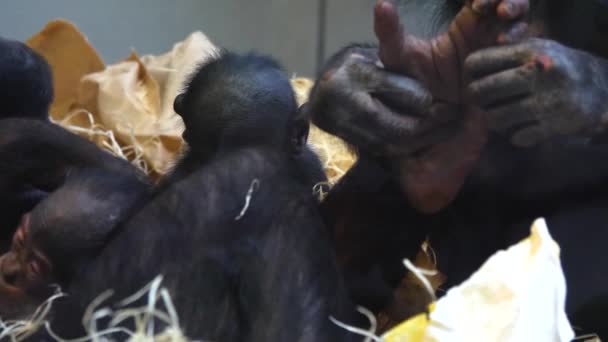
left=383, top=218, right=575, bottom=342
left=78, top=31, right=219, bottom=176
left=26, top=20, right=105, bottom=125
left=27, top=21, right=222, bottom=178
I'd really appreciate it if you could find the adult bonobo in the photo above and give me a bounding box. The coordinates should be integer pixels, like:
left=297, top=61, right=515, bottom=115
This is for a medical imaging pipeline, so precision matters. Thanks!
left=306, top=0, right=608, bottom=337
left=40, top=52, right=359, bottom=341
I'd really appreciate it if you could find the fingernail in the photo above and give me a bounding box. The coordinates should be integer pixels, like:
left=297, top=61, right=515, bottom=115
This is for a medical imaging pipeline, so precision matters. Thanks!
left=534, top=55, right=554, bottom=72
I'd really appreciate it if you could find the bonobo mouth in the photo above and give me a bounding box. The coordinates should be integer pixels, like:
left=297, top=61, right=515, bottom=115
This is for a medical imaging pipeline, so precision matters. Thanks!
left=0, top=255, right=20, bottom=293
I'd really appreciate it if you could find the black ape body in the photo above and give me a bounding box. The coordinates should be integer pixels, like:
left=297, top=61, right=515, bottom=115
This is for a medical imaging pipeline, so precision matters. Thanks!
left=0, top=118, right=146, bottom=255
left=43, top=53, right=358, bottom=341
left=309, top=0, right=608, bottom=338
left=0, top=38, right=55, bottom=249
left=0, top=37, right=53, bottom=121
left=0, top=165, right=150, bottom=321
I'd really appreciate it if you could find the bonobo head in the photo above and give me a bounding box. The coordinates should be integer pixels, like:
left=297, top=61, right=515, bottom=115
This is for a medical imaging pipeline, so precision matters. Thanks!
left=0, top=170, right=147, bottom=319
left=0, top=37, right=53, bottom=120
left=173, top=52, right=309, bottom=158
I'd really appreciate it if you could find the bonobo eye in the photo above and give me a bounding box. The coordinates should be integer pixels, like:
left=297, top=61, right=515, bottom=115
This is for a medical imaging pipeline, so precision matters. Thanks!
left=27, top=260, right=41, bottom=279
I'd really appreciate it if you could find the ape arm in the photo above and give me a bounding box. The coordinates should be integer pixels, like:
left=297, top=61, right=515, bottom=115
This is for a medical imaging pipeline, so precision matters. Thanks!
left=319, top=153, right=431, bottom=312
left=0, top=118, right=146, bottom=191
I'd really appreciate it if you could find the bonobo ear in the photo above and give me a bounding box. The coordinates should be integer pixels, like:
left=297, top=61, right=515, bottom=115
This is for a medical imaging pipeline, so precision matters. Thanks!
left=173, top=94, right=186, bottom=116
left=290, top=103, right=311, bottom=155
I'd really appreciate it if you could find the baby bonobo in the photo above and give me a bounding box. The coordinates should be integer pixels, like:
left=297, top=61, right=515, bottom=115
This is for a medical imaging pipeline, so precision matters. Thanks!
left=0, top=37, right=53, bottom=120
left=169, top=52, right=327, bottom=190
left=0, top=170, right=150, bottom=320
left=42, top=52, right=357, bottom=341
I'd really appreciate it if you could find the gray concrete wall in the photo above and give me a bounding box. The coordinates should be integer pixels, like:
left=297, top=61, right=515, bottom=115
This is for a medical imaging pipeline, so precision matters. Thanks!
left=0, top=0, right=321, bottom=76
left=0, top=1, right=443, bottom=77
left=323, top=0, right=449, bottom=62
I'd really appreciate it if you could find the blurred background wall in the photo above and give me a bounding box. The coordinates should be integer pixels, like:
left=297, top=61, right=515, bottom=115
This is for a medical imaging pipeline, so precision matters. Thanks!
left=0, top=0, right=432, bottom=77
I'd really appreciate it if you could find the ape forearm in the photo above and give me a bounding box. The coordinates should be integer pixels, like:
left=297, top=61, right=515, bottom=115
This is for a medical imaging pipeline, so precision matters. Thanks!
left=0, top=119, right=144, bottom=190
left=321, top=155, right=430, bottom=311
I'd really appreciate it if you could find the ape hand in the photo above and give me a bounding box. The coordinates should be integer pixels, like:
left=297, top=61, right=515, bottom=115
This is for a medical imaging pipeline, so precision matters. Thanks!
left=466, top=38, right=608, bottom=147
left=307, top=45, right=460, bottom=157
left=373, top=0, right=520, bottom=213
left=375, top=0, right=529, bottom=103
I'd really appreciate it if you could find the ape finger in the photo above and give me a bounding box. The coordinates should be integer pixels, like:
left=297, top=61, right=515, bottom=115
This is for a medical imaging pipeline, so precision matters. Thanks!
left=486, top=97, right=536, bottom=132
left=471, top=0, right=529, bottom=19
left=467, top=65, right=534, bottom=107
left=511, top=124, right=546, bottom=147
left=374, top=0, right=406, bottom=71
left=497, top=0, right=530, bottom=20
left=350, top=93, right=457, bottom=154
left=471, top=0, right=500, bottom=14
left=370, top=73, right=433, bottom=115
left=465, top=44, right=534, bottom=80
left=346, top=60, right=433, bottom=114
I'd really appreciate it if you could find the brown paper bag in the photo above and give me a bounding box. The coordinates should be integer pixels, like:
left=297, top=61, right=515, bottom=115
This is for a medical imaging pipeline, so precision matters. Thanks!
left=26, top=20, right=105, bottom=124
left=79, top=32, right=219, bottom=177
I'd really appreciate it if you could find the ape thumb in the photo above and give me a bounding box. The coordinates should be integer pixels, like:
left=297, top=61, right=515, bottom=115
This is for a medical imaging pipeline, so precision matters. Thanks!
left=374, top=0, right=407, bottom=71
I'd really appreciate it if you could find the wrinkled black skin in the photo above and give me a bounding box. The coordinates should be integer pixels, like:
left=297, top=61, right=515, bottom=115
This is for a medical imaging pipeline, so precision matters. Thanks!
left=41, top=53, right=359, bottom=342
left=0, top=38, right=55, bottom=249
left=308, top=0, right=608, bottom=337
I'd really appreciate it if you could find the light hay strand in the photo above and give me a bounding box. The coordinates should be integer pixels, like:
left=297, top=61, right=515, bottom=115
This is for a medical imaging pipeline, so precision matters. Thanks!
left=573, top=334, right=601, bottom=342
left=235, top=179, right=260, bottom=220
left=331, top=259, right=440, bottom=341
left=81, top=289, right=114, bottom=336
left=41, top=275, right=189, bottom=342
left=0, top=286, right=66, bottom=341
left=330, top=306, right=382, bottom=342
left=313, top=181, right=330, bottom=201
left=54, top=109, right=151, bottom=176
left=404, top=259, right=438, bottom=303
